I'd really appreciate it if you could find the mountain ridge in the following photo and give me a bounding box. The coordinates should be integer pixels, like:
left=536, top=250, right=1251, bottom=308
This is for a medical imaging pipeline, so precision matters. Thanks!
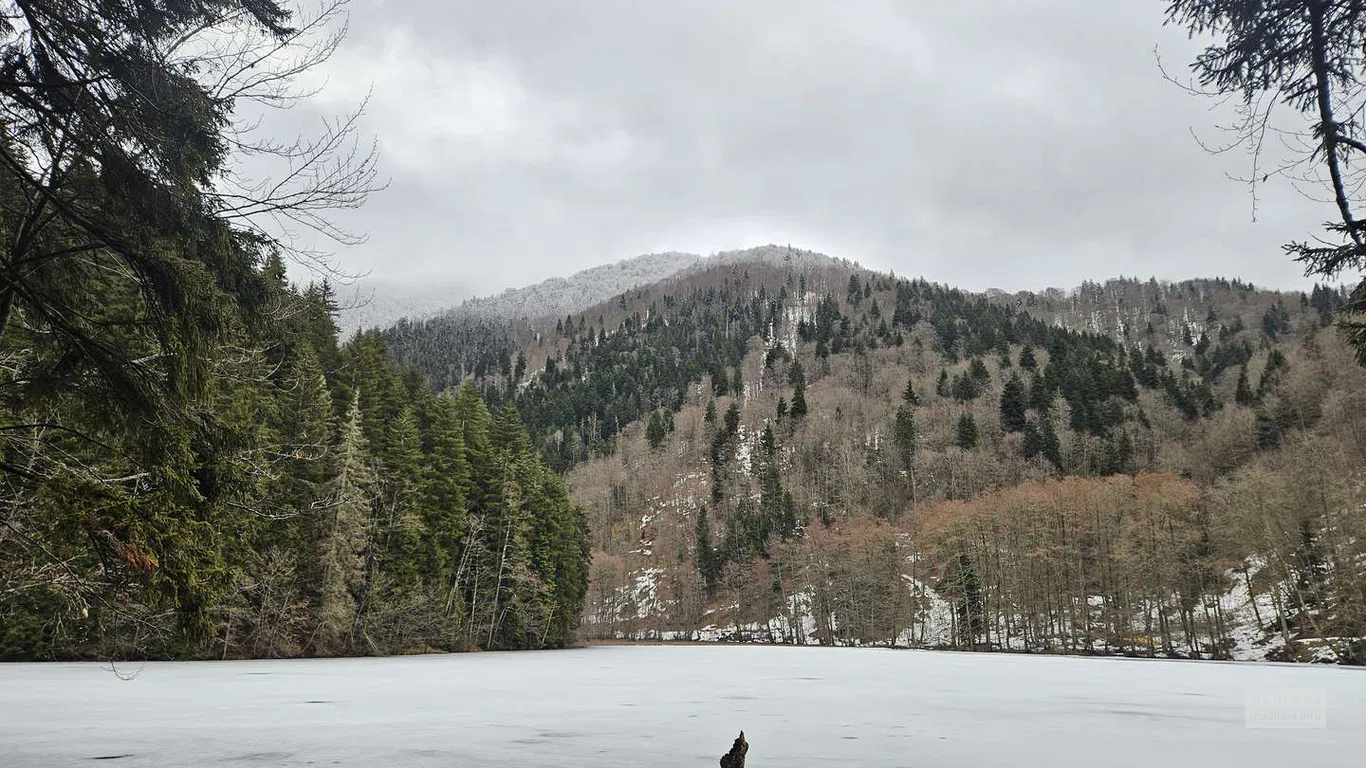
left=383, top=252, right=1364, bottom=663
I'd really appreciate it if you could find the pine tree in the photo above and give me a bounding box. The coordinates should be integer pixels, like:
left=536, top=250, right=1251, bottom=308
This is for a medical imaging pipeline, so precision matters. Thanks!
left=646, top=410, right=667, bottom=449
left=377, top=407, right=426, bottom=591
left=1022, top=420, right=1043, bottom=459
left=955, top=413, right=980, bottom=450
left=1040, top=416, right=1062, bottom=469
left=999, top=373, right=1028, bottom=432
left=893, top=404, right=917, bottom=469
left=936, top=368, right=951, bottom=398
left=1030, top=373, right=1052, bottom=412
left=416, top=396, right=470, bottom=584
left=724, top=403, right=742, bottom=436
left=1019, top=344, right=1038, bottom=371
left=901, top=379, right=920, bottom=406
left=1235, top=364, right=1256, bottom=406
left=790, top=364, right=808, bottom=419
left=969, top=357, right=990, bottom=382
left=952, top=373, right=981, bottom=402
left=953, top=554, right=984, bottom=647
left=313, top=394, right=376, bottom=656
left=705, top=399, right=717, bottom=424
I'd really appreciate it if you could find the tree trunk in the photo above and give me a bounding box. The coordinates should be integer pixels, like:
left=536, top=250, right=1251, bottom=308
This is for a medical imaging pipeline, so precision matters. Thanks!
left=719, top=732, right=748, bottom=768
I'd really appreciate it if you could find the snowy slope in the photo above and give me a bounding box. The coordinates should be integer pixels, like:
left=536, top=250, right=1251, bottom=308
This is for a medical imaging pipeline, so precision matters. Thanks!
left=451, top=251, right=702, bottom=322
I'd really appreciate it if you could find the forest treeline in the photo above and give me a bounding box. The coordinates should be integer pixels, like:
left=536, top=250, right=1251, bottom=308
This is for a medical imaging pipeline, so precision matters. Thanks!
left=0, top=0, right=589, bottom=661
left=551, top=263, right=1364, bottom=663
left=0, top=250, right=591, bottom=659
left=0, top=253, right=590, bottom=659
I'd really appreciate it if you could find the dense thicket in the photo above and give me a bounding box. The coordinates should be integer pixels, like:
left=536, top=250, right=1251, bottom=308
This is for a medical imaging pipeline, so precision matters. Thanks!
left=0, top=0, right=588, bottom=660
left=0, top=257, right=590, bottom=659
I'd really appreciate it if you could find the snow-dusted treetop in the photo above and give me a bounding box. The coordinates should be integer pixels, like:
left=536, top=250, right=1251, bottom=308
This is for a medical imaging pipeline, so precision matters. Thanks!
left=342, top=245, right=848, bottom=332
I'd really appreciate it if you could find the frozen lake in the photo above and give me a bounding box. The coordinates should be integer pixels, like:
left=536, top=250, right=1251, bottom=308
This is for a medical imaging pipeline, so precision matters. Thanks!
left=1, top=645, right=1363, bottom=767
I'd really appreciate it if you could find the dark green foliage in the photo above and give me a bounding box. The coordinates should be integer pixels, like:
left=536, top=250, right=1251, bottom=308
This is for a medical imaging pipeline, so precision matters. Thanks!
left=951, top=553, right=984, bottom=647
left=893, top=405, right=917, bottom=469
left=694, top=507, right=721, bottom=594
left=395, top=272, right=1182, bottom=479
left=1023, top=417, right=1063, bottom=470
left=936, top=369, right=952, bottom=398
left=1262, top=302, right=1292, bottom=340
left=951, top=371, right=983, bottom=403
left=1258, top=349, right=1288, bottom=395
left=955, top=413, right=980, bottom=450
left=1235, top=364, right=1256, bottom=406
left=724, top=403, right=742, bottom=436
left=902, top=379, right=920, bottom=406
left=999, top=373, right=1028, bottom=432
left=790, top=365, right=809, bottom=419
left=646, top=410, right=668, bottom=449
left=2, top=269, right=591, bottom=658
left=968, top=357, right=991, bottom=382
left=1310, top=284, right=1344, bottom=327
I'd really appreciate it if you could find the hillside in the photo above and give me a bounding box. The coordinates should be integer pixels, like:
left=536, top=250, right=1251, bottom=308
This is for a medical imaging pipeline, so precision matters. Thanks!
left=333, top=278, right=472, bottom=336
left=389, top=252, right=1366, bottom=664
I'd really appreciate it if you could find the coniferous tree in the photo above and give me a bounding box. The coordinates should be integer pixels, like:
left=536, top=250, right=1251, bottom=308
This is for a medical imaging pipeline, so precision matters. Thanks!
left=953, top=554, right=984, bottom=648
left=313, top=395, right=376, bottom=656
left=999, top=373, right=1028, bottom=432
left=1039, top=416, right=1062, bottom=469
left=1235, top=364, right=1256, bottom=407
left=969, top=357, right=990, bottom=382
left=789, top=363, right=809, bottom=419
left=952, top=373, right=981, bottom=403
left=893, top=405, right=917, bottom=471
left=902, top=379, right=920, bottom=406
left=724, top=403, right=742, bottom=436
left=936, top=368, right=951, bottom=398
left=955, top=413, right=980, bottom=450
left=646, top=410, right=667, bottom=449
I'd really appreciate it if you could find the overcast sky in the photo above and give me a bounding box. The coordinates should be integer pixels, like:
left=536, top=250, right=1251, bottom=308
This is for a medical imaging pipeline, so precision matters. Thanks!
left=284, top=0, right=1335, bottom=299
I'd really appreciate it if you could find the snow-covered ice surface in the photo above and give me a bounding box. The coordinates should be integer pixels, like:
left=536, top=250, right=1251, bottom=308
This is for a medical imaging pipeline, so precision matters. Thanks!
left=2, top=646, right=1364, bottom=767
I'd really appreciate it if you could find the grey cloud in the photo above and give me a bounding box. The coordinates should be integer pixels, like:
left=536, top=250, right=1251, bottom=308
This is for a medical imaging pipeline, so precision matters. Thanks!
left=289, top=0, right=1334, bottom=298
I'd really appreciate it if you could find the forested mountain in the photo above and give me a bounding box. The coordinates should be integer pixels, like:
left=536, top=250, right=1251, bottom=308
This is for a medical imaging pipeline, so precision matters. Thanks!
left=454, top=251, right=704, bottom=322
left=383, top=246, right=846, bottom=394
left=391, top=253, right=1366, bottom=664
left=334, top=278, right=472, bottom=336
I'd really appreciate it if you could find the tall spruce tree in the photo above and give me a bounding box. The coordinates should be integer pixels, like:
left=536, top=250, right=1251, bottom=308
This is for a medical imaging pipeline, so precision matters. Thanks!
left=955, top=413, right=980, bottom=450
left=999, top=373, right=1028, bottom=433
